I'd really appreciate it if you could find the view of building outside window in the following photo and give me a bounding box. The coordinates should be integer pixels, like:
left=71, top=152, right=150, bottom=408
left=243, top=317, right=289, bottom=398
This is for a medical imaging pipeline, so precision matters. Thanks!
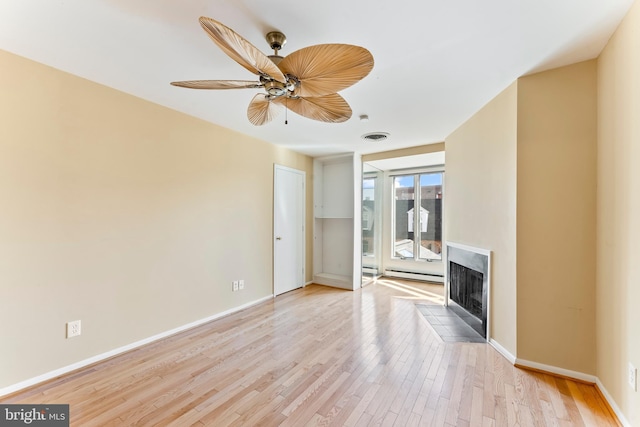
left=393, top=173, right=443, bottom=261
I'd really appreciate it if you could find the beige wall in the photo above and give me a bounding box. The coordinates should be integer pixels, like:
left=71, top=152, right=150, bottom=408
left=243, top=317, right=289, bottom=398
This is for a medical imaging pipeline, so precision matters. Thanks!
left=0, top=49, right=313, bottom=389
left=445, top=17, right=638, bottom=419
left=516, top=60, right=597, bottom=374
left=597, top=0, right=640, bottom=422
left=445, top=62, right=598, bottom=374
left=445, top=83, right=518, bottom=355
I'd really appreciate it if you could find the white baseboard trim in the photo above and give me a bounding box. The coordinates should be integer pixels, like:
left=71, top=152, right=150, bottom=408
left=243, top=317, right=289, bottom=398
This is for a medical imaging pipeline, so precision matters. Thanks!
left=313, top=273, right=353, bottom=289
left=514, top=358, right=597, bottom=384
left=489, top=338, right=516, bottom=364
left=488, top=340, right=628, bottom=426
left=515, top=360, right=632, bottom=426
left=595, top=377, right=632, bottom=427
left=0, top=295, right=273, bottom=398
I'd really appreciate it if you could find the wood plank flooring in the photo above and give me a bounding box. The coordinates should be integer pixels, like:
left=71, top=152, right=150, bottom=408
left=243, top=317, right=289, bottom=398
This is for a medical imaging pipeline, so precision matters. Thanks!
left=2, top=279, right=619, bottom=426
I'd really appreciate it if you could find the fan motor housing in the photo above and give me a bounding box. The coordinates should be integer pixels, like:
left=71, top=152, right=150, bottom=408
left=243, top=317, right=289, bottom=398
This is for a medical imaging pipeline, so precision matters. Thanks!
left=268, top=55, right=284, bottom=66
left=264, top=81, right=287, bottom=97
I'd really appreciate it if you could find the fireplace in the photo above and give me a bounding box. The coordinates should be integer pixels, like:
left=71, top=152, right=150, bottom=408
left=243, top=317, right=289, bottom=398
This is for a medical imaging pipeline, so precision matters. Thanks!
left=446, top=242, right=490, bottom=339
left=450, top=262, right=484, bottom=318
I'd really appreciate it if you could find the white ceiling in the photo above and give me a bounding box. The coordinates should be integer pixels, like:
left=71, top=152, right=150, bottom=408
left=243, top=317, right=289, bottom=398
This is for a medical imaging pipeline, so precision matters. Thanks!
left=0, top=0, right=634, bottom=157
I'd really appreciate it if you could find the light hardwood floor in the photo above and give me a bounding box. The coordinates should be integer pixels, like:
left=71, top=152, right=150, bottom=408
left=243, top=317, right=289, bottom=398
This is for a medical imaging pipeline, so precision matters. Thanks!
left=2, top=279, right=619, bottom=426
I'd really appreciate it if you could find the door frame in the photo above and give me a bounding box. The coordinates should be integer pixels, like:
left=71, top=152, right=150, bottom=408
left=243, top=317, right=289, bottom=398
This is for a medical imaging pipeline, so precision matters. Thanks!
left=273, top=164, right=306, bottom=296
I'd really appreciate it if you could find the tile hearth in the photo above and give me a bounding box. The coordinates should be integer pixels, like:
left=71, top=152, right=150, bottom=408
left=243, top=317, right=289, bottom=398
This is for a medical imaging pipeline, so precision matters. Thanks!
left=416, top=304, right=486, bottom=343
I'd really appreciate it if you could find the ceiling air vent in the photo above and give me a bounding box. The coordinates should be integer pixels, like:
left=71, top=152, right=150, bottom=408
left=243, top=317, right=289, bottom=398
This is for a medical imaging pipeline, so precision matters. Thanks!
left=361, top=132, right=390, bottom=142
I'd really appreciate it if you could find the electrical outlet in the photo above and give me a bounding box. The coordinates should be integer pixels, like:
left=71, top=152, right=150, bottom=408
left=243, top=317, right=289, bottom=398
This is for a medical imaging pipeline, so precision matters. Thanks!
left=232, top=281, right=239, bottom=292
left=629, top=363, right=637, bottom=391
left=66, top=320, right=81, bottom=338
left=239, top=280, right=245, bottom=290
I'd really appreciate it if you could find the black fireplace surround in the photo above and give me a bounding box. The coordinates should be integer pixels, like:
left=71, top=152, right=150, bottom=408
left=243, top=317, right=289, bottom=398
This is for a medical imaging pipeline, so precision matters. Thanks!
left=446, top=244, right=489, bottom=339
left=449, top=262, right=484, bottom=319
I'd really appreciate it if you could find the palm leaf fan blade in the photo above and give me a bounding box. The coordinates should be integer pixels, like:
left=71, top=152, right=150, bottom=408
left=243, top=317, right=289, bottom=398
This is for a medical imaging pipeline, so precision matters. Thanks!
left=247, top=94, right=282, bottom=126
left=278, top=44, right=374, bottom=97
left=274, top=93, right=352, bottom=123
left=170, top=80, right=262, bottom=90
left=199, top=17, right=286, bottom=83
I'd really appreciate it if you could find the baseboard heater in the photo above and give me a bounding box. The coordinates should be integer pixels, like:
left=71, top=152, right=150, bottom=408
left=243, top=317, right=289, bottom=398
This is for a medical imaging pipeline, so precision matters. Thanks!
left=384, top=269, right=444, bottom=283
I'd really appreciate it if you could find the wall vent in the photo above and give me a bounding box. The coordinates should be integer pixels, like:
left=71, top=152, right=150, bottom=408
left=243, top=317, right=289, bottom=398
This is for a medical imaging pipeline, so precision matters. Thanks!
left=361, top=132, right=390, bottom=142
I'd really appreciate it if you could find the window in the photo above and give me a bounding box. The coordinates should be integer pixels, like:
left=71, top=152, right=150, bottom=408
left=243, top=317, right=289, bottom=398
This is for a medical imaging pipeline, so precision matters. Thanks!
left=392, top=172, right=443, bottom=261
left=362, top=176, right=377, bottom=256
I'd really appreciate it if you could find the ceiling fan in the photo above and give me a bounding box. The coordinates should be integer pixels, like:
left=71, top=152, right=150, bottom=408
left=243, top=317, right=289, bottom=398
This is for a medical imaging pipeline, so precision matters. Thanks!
left=171, top=17, right=374, bottom=126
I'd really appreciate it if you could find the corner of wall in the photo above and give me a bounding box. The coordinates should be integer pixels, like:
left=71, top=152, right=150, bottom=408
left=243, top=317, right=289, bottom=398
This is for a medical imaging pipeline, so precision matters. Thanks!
left=515, top=60, right=598, bottom=375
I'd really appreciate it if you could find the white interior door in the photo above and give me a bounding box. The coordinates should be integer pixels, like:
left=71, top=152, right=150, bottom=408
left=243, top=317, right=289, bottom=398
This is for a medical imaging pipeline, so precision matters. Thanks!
left=274, top=165, right=305, bottom=296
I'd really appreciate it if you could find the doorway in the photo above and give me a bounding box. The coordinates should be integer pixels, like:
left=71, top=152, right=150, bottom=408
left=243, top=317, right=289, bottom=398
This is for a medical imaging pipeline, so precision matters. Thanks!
left=273, top=165, right=305, bottom=296
left=362, top=151, right=445, bottom=283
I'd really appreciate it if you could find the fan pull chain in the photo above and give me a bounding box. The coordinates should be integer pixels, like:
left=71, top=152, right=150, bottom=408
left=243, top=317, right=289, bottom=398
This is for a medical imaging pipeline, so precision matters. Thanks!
left=285, top=98, right=288, bottom=125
